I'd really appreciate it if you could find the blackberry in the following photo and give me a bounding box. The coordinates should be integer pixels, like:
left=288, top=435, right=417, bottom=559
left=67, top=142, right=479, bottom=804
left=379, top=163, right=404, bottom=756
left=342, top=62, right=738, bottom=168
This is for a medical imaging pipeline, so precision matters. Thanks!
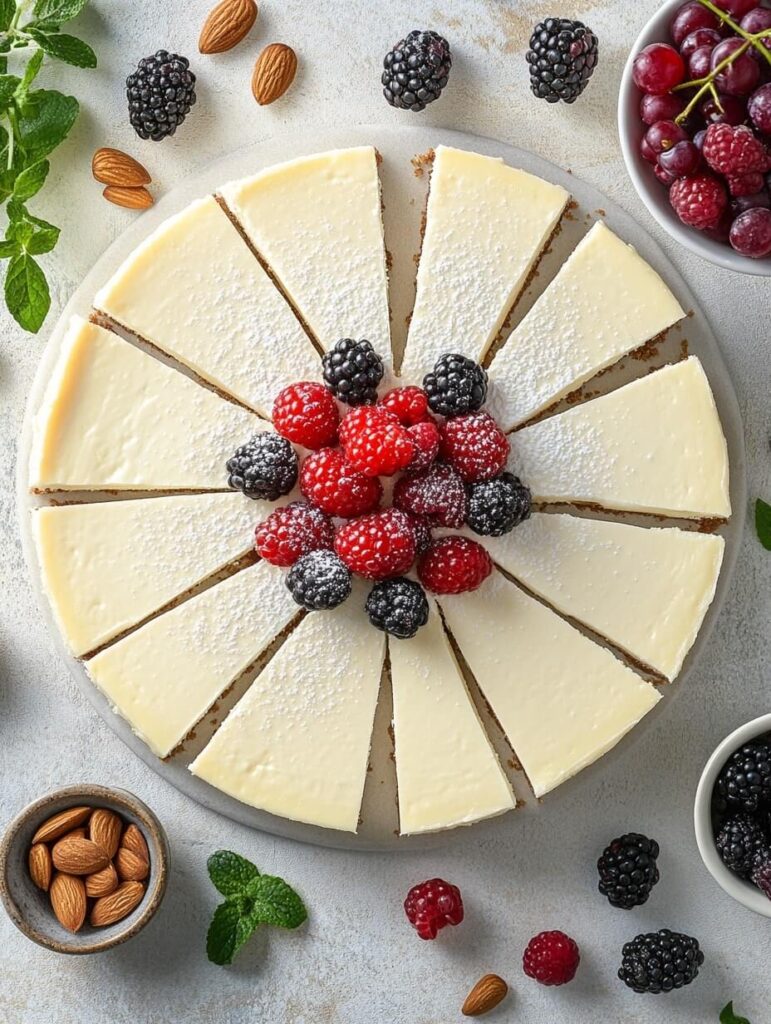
left=618, top=930, right=704, bottom=994
left=423, top=353, right=488, bottom=418
left=715, top=738, right=771, bottom=813
left=322, top=338, right=384, bottom=406
left=526, top=18, right=599, bottom=105
left=127, top=50, right=197, bottom=141
left=752, top=858, right=771, bottom=900
left=715, top=814, right=770, bottom=877
left=382, top=30, right=452, bottom=112
left=226, top=433, right=298, bottom=501
left=597, top=833, right=660, bottom=910
left=466, top=472, right=531, bottom=537
left=365, top=578, right=429, bottom=639
left=286, top=550, right=352, bottom=611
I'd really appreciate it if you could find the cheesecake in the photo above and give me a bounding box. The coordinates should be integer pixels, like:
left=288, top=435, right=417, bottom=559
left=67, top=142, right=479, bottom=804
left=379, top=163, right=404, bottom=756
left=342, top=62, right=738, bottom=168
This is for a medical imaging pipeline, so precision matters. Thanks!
left=400, top=145, right=570, bottom=382
left=487, top=221, right=686, bottom=430
left=511, top=356, right=731, bottom=519
left=94, top=196, right=321, bottom=419
left=439, top=572, right=661, bottom=797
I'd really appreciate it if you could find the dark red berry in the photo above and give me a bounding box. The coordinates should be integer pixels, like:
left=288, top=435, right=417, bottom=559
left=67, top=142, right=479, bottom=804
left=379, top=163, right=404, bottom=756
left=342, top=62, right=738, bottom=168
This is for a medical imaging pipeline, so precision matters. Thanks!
left=670, top=173, right=728, bottom=228
left=404, top=878, right=464, bottom=940
left=655, top=163, right=677, bottom=186
left=255, top=501, right=334, bottom=567
left=640, top=92, right=685, bottom=125
left=701, top=92, right=747, bottom=126
left=380, top=386, right=429, bottom=426
left=732, top=190, right=771, bottom=215
left=680, top=26, right=721, bottom=59
left=393, top=462, right=468, bottom=529
left=659, top=139, right=701, bottom=177
left=338, top=405, right=414, bottom=478
left=670, top=2, right=720, bottom=47
left=687, top=44, right=713, bottom=79
left=272, top=381, right=340, bottom=451
left=741, top=8, right=771, bottom=56
left=440, top=412, right=510, bottom=483
left=711, top=38, right=760, bottom=97
left=714, top=0, right=757, bottom=17
left=300, top=448, right=382, bottom=518
left=749, top=83, right=771, bottom=134
left=729, top=207, right=771, bottom=257
left=407, top=419, right=441, bottom=474
left=703, top=122, right=768, bottom=175
left=334, top=508, right=416, bottom=580
left=632, top=43, right=685, bottom=95
left=727, top=170, right=766, bottom=196
left=645, top=119, right=689, bottom=156
left=523, top=931, right=581, bottom=986
left=418, top=536, right=492, bottom=595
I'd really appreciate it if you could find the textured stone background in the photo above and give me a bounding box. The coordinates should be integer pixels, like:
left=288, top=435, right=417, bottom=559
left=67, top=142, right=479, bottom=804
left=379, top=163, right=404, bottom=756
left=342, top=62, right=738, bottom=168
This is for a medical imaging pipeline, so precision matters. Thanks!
left=1, top=1, right=770, bottom=1021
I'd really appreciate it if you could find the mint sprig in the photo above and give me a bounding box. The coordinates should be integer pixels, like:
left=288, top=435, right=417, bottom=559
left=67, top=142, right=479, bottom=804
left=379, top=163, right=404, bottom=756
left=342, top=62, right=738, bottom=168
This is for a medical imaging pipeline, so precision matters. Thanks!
left=206, top=850, right=307, bottom=966
left=0, top=0, right=95, bottom=333
left=756, top=498, right=771, bottom=551
left=721, top=1002, right=751, bottom=1024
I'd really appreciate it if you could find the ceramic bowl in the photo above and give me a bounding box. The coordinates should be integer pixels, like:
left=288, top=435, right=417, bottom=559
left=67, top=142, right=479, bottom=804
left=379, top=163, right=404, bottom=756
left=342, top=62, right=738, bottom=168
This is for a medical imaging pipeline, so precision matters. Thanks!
left=0, top=784, right=169, bottom=953
left=694, top=714, right=771, bottom=917
left=618, top=0, right=771, bottom=277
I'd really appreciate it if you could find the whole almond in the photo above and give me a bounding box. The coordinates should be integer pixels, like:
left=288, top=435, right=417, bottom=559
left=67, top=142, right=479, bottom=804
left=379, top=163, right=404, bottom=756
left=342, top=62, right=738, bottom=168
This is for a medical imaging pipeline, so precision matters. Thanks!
left=28, top=844, right=52, bottom=892
left=89, top=809, right=122, bottom=859
left=92, top=147, right=151, bottom=187
left=199, top=0, right=257, bottom=54
left=251, top=43, right=297, bottom=105
left=90, top=881, right=145, bottom=927
left=50, top=873, right=87, bottom=933
left=103, top=185, right=154, bottom=210
left=462, top=974, right=508, bottom=1017
left=121, top=823, right=149, bottom=863
left=85, top=862, right=119, bottom=898
left=64, top=827, right=87, bottom=840
left=115, top=847, right=149, bottom=882
left=51, top=835, right=110, bottom=876
left=32, top=806, right=91, bottom=845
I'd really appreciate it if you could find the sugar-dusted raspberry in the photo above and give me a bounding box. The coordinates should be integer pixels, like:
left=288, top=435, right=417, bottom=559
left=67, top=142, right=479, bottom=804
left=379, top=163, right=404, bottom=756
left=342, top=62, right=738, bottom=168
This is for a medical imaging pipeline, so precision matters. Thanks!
left=727, top=171, right=766, bottom=197
left=418, top=536, right=492, bottom=595
left=338, top=405, right=415, bottom=478
left=299, top=448, right=382, bottom=518
left=670, top=174, right=727, bottom=229
left=404, top=512, right=432, bottom=554
left=255, top=501, right=334, bottom=567
left=523, top=931, right=580, bottom=986
left=393, top=462, right=468, bottom=528
left=404, top=878, right=464, bottom=940
left=381, top=386, right=429, bottom=426
left=440, top=412, right=511, bottom=483
left=334, top=508, right=417, bottom=580
left=272, top=381, right=340, bottom=450
left=407, top=419, right=441, bottom=474
left=702, top=123, right=769, bottom=177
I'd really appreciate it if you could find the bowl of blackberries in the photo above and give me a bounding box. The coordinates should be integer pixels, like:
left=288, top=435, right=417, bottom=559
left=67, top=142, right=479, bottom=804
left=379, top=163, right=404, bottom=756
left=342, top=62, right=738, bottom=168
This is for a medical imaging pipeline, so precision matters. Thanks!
left=695, top=714, right=771, bottom=916
left=619, top=0, right=771, bottom=273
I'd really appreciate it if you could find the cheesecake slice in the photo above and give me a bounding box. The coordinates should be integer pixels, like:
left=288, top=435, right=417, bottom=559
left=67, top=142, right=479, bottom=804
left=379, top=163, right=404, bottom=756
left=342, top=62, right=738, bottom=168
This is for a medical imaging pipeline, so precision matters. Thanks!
left=487, top=221, right=685, bottom=430
left=32, top=493, right=258, bottom=657
left=87, top=561, right=299, bottom=757
left=511, top=357, right=731, bottom=519
left=94, top=196, right=321, bottom=419
left=389, top=599, right=515, bottom=835
left=439, top=572, right=661, bottom=798
left=221, top=147, right=392, bottom=367
left=190, top=585, right=386, bottom=832
left=400, top=145, right=569, bottom=382
left=30, top=318, right=263, bottom=491
left=474, top=513, right=724, bottom=682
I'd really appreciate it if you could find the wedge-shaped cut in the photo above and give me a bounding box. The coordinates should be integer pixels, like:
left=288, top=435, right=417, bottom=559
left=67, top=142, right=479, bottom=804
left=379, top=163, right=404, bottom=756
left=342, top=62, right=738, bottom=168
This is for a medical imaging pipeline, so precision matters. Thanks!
left=94, top=196, right=320, bottom=418
left=439, top=573, right=661, bottom=798
left=221, top=147, right=391, bottom=363
left=32, top=493, right=258, bottom=657
left=400, top=145, right=569, bottom=381
left=191, top=586, right=385, bottom=832
left=87, top=561, right=298, bottom=757
left=488, top=221, right=685, bottom=429
left=389, top=600, right=515, bottom=835
left=475, top=513, right=724, bottom=682
left=30, top=318, right=263, bottom=491
left=511, top=357, right=731, bottom=519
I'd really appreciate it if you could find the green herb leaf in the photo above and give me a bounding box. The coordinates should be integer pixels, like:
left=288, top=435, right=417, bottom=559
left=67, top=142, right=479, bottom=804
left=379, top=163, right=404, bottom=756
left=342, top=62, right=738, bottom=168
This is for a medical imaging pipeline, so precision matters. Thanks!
left=15, top=88, right=78, bottom=161
left=27, top=222, right=59, bottom=255
left=0, top=0, right=15, bottom=32
left=720, top=1002, right=751, bottom=1024
left=756, top=499, right=771, bottom=550
left=5, top=251, right=50, bottom=332
left=207, top=850, right=261, bottom=898
left=243, top=874, right=307, bottom=930
left=0, top=73, right=20, bottom=107
left=0, top=238, right=19, bottom=258
left=28, top=30, right=97, bottom=68
left=206, top=901, right=258, bottom=967
left=13, top=159, right=49, bottom=201
left=32, top=0, right=89, bottom=24
left=15, top=49, right=44, bottom=105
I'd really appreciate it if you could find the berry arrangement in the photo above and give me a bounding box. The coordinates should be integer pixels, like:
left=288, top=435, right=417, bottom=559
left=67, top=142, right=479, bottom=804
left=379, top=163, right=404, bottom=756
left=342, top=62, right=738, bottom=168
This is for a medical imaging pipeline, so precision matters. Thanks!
left=713, top=733, right=771, bottom=898
left=631, top=0, right=771, bottom=259
left=226, top=339, right=532, bottom=639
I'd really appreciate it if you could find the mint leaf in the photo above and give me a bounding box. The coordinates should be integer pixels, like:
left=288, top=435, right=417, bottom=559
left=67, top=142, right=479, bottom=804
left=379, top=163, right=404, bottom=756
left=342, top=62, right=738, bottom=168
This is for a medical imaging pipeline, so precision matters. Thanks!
left=721, top=1003, right=751, bottom=1024
left=0, top=0, right=15, bottom=32
left=16, top=89, right=78, bottom=161
left=5, top=251, right=50, bottom=332
left=33, top=0, right=89, bottom=23
left=0, top=239, right=19, bottom=258
left=206, top=901, right=258, bottom=966
left=28, top=31, right=96, bottom=68
left=243, top=874, right=307, bottom=930
left=756, top=499, right=771, bottom=551
left=207, top=850, right=260, bottom=898
left=0, top=73, right=20, bottom=107
left=13, top=159, right=49, bottom=200
left=27, top=221, right=59, bottom=255
left=15, top=49, right=44, bottom=105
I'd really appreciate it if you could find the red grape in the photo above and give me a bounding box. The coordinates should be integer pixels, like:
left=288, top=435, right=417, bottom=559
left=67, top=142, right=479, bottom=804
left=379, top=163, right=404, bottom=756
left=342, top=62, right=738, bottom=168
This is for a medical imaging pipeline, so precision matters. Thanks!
left=640, top=137, right=658, bottom=163
left=748, top=83, right=771, bottom=133
left=732, top=191, right=771, bottom=215
left=670, top=2, right=721, bottom=46
left=640, top=92, right=685, bottom=124
left=633, top=44, right=686, bottom=95
left=741, top=9, right=771, bottom=56
left=658, top=140, right=702, bottom=177
left=645, top=119, right=690, bottom=155
left=713, top=0, right=758, bottom=17
left=654, top=164, right=677, bottom=186
left=729, top=207, right=771, bottom=256
left=688, top=45, right=714, bottom=78
left=711, top=38, right=760, bottom=95
left=680, top=27, right=722, bottom=59
left=701, top=92, right=748, bottom=124
left=693, top=128, right=708, bottom=150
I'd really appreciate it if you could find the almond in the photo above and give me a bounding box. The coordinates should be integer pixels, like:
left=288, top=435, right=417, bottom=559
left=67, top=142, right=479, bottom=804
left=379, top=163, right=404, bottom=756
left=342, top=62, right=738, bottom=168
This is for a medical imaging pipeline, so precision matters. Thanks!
left=115, top=847, right=149, bottom=882
left=89, top=808, right=122, bottom=859
left=50, top=873, right=87, bottom=933
left=121, top=823, right=149, bottom=863
left=90, top=881, right=145, bottom=927
left=251, top=43, right=297, bottom=105
left=28, top=844, right=52, bottom=892
left=199, top=0, right=257, bottom=54
left=92, top=147, right=151, bottom=187
left=103, top=184, right=154, bottom=210
left=31, top=806, right=91, bottom=845
left=462, top=974, right=508, bottom=1017
left=51, top=835, right=110, bottom=876
left=85, top=862, right=119, bottom=898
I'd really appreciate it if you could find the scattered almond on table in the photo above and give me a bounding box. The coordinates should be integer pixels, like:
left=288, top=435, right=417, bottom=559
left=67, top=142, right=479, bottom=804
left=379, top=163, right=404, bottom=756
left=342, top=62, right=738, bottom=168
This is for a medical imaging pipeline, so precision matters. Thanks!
left=461, top=974, right=509, bottom=1017
left=252, top=43, right=298, bottom=105
left=92, top=148, right=154, bottom=210
left=199, top=0, right=258, bottom=54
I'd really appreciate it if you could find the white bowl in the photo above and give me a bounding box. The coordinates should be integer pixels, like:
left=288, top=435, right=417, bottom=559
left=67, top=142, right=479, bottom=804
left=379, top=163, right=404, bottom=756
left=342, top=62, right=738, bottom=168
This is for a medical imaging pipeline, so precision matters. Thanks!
left=618, top=0, right=771, bottom=277
left=694, top=714, right=771, bottom=917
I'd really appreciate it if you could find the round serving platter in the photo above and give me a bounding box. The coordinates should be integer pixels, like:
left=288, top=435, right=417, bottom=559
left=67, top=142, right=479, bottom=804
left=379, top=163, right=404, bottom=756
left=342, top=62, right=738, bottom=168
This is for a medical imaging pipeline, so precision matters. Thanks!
left=18, top=124, right=746, bottom=851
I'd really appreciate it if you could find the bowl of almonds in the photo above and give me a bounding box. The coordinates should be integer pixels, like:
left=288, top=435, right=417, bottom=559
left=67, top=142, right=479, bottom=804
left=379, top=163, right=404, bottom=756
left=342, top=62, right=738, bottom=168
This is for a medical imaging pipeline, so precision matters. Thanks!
left=0, top=784, right=169, bottom=954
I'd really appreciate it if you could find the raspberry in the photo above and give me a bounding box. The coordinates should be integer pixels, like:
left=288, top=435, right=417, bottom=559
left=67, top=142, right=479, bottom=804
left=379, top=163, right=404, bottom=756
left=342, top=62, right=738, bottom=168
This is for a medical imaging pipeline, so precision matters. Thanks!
left=727, top=171, right=766, bottom=197
left=334, top=508, right=416, bottom=580
left=393, top=462, right=468, bottom=528
left=255, top=501, right=334, bottom=567
left=381, top=386, right=429, bottom=425
left=752, top=858, right=771, bottom=900
left=300, top=448, right=382, bottom=518
left=418, top=536, right=492, bottom=595
left=703, top=123, right=768, bottom=176
left=669, top=174, right=727, bottom=229
left=404, top=878, right=463, bottom=940
left=338, top=406, right=414, bottom=477
left=407, top=419, right=441, bottom=473
left=440, top=412, right=511, bottom=483
left=405, top=513, right=432, bottom=554
left=523, top=931, right=580, bottom=986
left=272, top=381, right=340, bottom=450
